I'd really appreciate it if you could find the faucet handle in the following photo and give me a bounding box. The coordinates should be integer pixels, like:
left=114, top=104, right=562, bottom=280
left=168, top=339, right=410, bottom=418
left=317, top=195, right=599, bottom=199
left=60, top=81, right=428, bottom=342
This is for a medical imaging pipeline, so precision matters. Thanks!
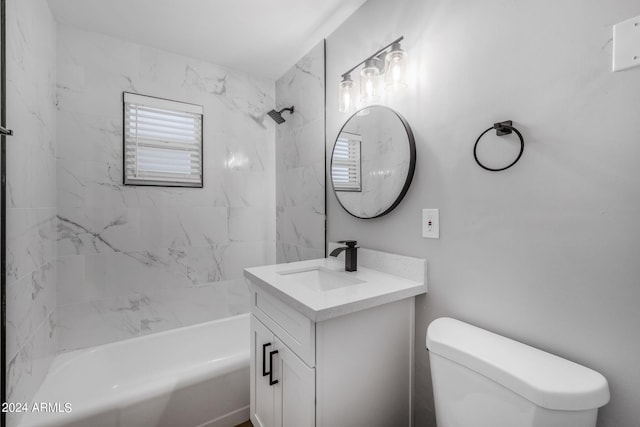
left=338, top=240, right=357, bottom=247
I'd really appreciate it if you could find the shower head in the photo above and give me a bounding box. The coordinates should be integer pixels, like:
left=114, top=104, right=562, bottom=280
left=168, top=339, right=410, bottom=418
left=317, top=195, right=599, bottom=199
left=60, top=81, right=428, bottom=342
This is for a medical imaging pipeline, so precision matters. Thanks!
left=267, top=106, right=294, bottom=124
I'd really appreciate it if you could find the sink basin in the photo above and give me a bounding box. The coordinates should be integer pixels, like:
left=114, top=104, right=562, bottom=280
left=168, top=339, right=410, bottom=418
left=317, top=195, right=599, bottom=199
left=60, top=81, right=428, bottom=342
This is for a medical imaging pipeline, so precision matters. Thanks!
left=277, top=266, right=365, bottom=292
left=245, top=254, right=426, bottom=321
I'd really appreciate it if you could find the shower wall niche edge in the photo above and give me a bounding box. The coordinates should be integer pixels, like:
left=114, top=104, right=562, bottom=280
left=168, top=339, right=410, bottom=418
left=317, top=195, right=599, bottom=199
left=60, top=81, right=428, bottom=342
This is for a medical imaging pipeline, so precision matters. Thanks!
left=5, top=0, right=58, bottom=425
left=275, top=40, right=326, bottom=263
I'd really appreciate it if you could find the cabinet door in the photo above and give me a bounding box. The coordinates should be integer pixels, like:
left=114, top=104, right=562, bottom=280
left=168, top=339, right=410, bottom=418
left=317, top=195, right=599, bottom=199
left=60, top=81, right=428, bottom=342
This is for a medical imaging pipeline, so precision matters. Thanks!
left=274, top=337, right=315, bottom=427
left=251, top=316, right=277, bottom=427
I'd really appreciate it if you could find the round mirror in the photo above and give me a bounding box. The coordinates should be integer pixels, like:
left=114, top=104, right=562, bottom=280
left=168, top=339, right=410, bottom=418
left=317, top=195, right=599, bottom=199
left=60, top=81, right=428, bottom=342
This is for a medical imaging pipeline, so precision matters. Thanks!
left=331, top=106, right=416, bottom=219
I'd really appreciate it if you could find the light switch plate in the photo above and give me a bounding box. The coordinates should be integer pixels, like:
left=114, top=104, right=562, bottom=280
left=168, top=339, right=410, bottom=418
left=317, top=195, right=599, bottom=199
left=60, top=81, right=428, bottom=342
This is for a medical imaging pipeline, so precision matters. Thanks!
left=613, top=15, right=640, bottom=72
left=422, top=209, right=439, bottom=239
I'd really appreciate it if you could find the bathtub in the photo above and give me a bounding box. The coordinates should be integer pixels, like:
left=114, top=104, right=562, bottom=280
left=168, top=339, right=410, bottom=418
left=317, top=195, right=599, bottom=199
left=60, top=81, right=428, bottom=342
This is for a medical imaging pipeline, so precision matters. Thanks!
left=20, top=314, right=250, bottom=427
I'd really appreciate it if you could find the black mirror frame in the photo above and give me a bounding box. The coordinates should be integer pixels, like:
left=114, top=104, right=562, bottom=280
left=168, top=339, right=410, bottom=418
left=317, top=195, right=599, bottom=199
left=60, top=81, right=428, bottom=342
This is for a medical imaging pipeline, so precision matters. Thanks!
left=331, top=105, right=416, bottom=219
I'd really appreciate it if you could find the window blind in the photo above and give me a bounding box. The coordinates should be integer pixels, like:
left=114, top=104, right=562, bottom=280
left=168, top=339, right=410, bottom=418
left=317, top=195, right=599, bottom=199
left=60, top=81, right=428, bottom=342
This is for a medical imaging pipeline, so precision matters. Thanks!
left=124, top=93, right=203, bottom=187
left=332, top=132, right=361, bottom=191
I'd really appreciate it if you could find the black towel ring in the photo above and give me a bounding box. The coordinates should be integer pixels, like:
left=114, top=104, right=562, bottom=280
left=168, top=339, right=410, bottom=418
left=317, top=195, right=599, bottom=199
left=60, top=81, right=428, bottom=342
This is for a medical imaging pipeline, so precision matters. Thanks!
left=473, top=120, right=524, bottom=172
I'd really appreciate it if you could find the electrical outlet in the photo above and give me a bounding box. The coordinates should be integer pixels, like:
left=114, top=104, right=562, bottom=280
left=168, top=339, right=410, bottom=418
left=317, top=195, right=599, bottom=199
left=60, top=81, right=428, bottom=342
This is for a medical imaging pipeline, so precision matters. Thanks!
left=613, top=15, right=640, bottom=72
left=422, top=209, right=439, bottom=239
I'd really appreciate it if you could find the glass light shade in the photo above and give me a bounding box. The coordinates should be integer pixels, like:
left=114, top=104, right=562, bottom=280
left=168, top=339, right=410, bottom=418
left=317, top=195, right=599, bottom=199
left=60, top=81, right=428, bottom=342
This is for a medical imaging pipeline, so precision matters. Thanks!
left=338, top=75, right=355, bottom=113
left=385, top=43, right=408, bottom=92
left=360, top=58, right=382, bottom=104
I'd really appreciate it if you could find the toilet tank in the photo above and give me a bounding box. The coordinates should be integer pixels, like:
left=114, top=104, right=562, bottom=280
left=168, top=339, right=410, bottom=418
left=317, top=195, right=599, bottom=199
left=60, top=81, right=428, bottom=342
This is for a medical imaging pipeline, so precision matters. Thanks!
left=426, top=318, right=610, bottom=427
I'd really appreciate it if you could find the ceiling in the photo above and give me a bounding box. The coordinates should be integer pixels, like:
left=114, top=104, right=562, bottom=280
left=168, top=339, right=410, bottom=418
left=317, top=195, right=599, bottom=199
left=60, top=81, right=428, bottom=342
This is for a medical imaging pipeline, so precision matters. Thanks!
left=47, top=0, right=366, bottom=80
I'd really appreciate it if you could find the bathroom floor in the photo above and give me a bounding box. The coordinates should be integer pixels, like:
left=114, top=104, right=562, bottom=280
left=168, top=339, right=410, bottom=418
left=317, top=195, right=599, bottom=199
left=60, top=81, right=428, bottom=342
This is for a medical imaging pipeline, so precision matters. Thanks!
left=234, top=421, right=253, bottom=427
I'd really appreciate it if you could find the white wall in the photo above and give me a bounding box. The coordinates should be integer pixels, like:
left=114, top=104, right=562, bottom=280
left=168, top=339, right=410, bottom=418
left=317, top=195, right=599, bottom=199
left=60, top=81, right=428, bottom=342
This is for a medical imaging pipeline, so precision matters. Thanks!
left=5, top=0, right=57, bottom=425
left=326, top=0, right=640, bottom=425
left=55, top=26, right=276, bottom=352
left=275, top=41, right=326, bottom=262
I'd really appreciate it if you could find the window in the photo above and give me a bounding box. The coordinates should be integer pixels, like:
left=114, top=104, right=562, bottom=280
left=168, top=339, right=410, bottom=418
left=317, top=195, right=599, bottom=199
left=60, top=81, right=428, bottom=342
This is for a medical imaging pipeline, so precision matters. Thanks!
left=123, top=92, right=203, bottom=187
left=332, top=132, right=361, bottom=192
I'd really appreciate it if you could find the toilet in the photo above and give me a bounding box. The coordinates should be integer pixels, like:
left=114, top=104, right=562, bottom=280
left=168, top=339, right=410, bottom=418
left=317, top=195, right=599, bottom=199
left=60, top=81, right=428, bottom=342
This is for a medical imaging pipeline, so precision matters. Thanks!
left=426, top=318, right=610, bottom=427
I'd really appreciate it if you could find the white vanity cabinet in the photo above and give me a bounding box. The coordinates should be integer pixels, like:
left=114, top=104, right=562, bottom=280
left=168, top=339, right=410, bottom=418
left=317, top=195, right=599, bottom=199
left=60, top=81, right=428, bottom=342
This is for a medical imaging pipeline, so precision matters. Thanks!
left=247, top=273, right=419, bottom=427
left=251, top=316, right=315, bottom=427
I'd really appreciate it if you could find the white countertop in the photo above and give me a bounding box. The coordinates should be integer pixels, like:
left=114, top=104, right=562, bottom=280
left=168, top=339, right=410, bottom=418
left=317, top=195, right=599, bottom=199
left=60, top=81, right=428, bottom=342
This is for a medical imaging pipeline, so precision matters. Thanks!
left=244, top=257, right=427, bottom=322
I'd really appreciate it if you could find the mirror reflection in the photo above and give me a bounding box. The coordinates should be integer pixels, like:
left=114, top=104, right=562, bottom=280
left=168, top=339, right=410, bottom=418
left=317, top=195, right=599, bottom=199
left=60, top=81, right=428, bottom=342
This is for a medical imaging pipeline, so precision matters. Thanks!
left=331, top=106, right=415, bottom=219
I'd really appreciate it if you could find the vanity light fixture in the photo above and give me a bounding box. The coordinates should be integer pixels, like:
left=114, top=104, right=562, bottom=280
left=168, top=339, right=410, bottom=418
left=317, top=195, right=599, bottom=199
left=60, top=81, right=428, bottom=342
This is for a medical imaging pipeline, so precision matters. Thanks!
left=338, top=36, right=408, bottom=113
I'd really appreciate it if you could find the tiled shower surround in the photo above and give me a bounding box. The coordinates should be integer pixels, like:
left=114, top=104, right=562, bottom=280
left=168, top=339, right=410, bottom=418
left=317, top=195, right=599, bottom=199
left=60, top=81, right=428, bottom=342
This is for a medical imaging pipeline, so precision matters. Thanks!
left=3, top=7, right=326, bottom=422
left=5, top=0, right=58, bottom=425
left=55, top=26, right=276, bottom=352
left=275, top=41, right=326, bottom=263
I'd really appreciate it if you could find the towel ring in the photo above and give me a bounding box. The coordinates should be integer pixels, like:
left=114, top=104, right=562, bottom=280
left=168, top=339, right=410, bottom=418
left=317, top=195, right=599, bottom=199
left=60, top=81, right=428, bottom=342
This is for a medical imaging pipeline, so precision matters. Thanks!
left=473, top=120, right=524, bottom=172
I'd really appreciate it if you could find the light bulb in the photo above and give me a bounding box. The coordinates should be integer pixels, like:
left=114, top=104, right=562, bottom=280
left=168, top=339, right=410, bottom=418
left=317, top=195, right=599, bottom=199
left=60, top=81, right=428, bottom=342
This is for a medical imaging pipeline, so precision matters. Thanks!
left=385, top=42, right=408, bottom=92
left=391, top=61, right=401, bottom=82
left=338, top=74, right=355, bottom=113
left=360, top=58, right=382, bottom=104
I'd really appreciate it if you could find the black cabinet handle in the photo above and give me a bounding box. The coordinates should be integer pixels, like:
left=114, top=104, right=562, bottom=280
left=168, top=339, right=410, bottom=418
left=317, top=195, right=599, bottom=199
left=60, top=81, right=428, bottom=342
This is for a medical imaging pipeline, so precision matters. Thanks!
left=262, top=343, right=271, bottom=376
left=269, top=350, right=279, bottom=385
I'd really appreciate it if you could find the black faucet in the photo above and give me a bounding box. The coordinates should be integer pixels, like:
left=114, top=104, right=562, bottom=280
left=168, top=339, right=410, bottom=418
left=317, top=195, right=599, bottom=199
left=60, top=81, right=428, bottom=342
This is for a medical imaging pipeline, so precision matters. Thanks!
left=329, top=240, right=358, bottom=272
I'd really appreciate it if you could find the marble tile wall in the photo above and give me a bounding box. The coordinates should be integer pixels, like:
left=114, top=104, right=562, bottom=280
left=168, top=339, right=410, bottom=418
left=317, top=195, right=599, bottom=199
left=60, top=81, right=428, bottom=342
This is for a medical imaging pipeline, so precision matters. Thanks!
left=275, top=41, right=326, bottom=263
left=55, top=26, right=276, bottom=352
left=5, top=0, right=58, bottom=425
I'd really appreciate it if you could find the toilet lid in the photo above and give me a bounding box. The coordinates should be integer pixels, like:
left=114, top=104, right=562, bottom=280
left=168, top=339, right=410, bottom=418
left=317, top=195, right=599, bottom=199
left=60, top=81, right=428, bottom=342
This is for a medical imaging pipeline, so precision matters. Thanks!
left=426, top=317, right=610, bottom=411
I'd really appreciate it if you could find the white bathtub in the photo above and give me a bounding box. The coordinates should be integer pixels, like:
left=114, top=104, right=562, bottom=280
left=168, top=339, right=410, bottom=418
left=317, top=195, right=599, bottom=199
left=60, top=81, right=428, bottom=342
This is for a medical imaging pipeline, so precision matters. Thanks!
left=20, top=314, right=250, bottom=427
